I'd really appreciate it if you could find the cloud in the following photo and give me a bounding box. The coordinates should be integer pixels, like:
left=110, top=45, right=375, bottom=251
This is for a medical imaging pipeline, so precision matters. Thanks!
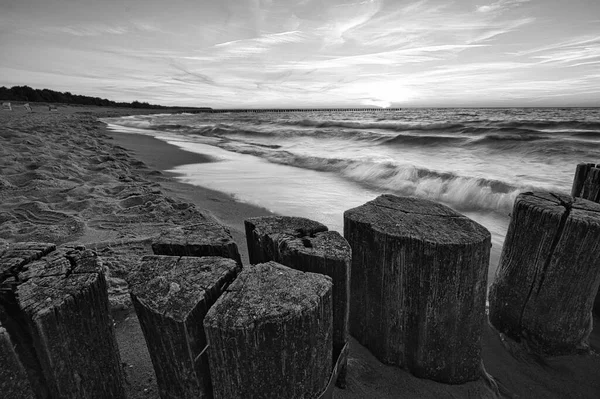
left=212, top=30, right=310, bottom=58
left=476, top=0, right=530, bottom=14
left=170, top=63, right=217, bottom=86
left=34, top=20, right=166, bottom=37
left=514, top=35, right=600, bottom=66
left=43, top=24, right=130, bottom=36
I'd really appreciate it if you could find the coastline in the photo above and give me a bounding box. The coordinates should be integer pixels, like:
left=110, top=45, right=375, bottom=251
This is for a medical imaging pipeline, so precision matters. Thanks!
left=103, top=128, right=275, bottom=266
left=1, top=105, right=599, bottom=398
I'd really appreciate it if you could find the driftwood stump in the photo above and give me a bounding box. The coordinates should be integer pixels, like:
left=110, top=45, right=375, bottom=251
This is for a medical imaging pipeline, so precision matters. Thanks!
left=128, top=255, right=240, bottom=399
left=152, top=221, right=242, bottom=266
left=204, top=261, right=333, bottom=399
left=344, top=194, right=491, bottom=384
left=245, top=216, right=351, bottom=388
left=489, top=192, right=600, bottom=355
left=244, top=216, right=327, bottom=264
left=0, top=243, right=125, bottom=398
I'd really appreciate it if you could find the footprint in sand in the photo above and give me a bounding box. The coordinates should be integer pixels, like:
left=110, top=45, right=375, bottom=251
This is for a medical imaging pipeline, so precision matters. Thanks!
left=7, top=202, right=85, bottom=242
left=13, top=202, right=73, bottom=225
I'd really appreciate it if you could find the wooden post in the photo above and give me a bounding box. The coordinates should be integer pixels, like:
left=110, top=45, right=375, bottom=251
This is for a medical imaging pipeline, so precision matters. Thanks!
left=245, top=216, right=351, bottom=388
left=571, top=163, right=596, bottom=198
left=489, top=192, right=600, bottom=355
left=152, top=222, right=242, bottom=266
left=0, top=243, right=125, bottom=398
left=244, top=216, right=327, bottom=264
left=571, top=164, right=600, bottom=316
left=204, top=261, right=333, bottom=399
left=344, top=194, right=491, bottom=384
left=128, top=255, right=240, bottom=399
left=0, top=322, right=36, bottom=398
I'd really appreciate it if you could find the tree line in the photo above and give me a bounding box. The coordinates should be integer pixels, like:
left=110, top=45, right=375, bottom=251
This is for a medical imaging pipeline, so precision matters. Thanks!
left=0, top=85, right=208, bottom=110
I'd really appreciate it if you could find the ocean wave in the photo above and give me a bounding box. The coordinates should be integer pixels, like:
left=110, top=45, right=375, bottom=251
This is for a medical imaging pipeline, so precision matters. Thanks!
left=569, top=130, right=600, bottom=139
left=498, top=120, right=600, bottom=131
left=469, top=133, right=550, bottom=143
left=382, top=134, right=467, bottom=146
left=211, top=142, right=528, bottom=213
left=281, top=119, right=465, bottom=132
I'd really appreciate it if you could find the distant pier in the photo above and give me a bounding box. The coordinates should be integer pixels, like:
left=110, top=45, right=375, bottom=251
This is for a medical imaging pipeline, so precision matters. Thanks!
left=193, top=107, right=402, bottom=113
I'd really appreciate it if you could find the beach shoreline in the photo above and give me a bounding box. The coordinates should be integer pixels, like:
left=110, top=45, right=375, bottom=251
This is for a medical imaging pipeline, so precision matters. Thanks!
left=1, top=104, right=599, bottom=398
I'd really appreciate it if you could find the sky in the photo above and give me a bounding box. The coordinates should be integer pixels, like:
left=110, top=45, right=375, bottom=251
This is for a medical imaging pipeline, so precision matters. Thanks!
left=1, top=0, right=599, bottom=108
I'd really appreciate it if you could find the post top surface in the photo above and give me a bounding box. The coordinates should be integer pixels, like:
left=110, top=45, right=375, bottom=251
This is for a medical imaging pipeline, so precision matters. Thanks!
left=129, top=255, right=239, bottom=320
left=204, top=261, right=332, bottom=329
left=278, top=230, right=351, bottom=261
left=154, top=221, right=234, bottom=245
left=245, top=216, right=328, bottom=237
left=344, top=194, right=490, bottom=245
left=516, top=192, right=600, bottom=225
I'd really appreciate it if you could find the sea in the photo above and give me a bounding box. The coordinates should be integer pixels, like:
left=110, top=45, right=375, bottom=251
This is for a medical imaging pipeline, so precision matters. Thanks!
left=103, top=107, right=600, bottom=284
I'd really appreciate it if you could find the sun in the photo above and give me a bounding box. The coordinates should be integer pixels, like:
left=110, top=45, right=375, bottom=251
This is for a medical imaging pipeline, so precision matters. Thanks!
left=353, top=80, right=416, bottom=108
left=363, top=99, right=392, bottom=108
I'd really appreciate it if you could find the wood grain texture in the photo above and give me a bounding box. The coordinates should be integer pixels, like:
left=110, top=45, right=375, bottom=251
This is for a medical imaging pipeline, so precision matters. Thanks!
left=128, top=255, right=240, bottom=399
left=489, top=192, right=600, bottom=355
left=0, top=242, right=57, bottom=398
left=152, top=221, right=242, bottom=266
left=0, top=245, right=125, bottom=398
left=204, top=261, right=333, bottom=399
left=278, top=231, right=351, bottom=388
left=246, top=215, right=350, bottom=388
left=571, top=163, right=595, bottom=197
left=344, top=194, right=491, bottom=384
left=0, top=322, right=36, bottom=398
left=581, top=166, right=600, bottom=203
left=571, top=164, right=600, bottom=316
left=244, top=216, right=328, bottom=264
left=17, top=247, right=125, bottom=398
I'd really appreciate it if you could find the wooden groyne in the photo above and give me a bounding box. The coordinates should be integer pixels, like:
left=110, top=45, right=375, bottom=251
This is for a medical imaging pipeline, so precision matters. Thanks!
left=5, top=163, right=600, bottom=396
left=194, top=107, right=402, bottom=113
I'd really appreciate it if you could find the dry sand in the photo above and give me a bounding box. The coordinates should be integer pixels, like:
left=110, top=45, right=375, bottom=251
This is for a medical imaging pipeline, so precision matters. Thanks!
left=1, top=104, right=599, bottom=398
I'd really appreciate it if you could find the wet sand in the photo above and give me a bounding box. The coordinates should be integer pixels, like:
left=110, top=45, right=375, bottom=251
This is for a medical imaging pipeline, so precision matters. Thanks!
left=1, top=104, right=599, bottom=398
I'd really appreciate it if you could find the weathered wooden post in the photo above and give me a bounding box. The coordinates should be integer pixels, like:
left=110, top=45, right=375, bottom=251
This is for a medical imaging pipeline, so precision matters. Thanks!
left=571, top=163, right=600, bottom=201
left=152, top=221, right=242, bottom=266
left=244, top=216, right=327, bottom=264
left=571, top=163, right=600, bottom=316
left=245, top=216, right=351, bottom=388
left=489, top=192, right=600, bottom=355
left=0, top=243, right=125, bottom=398
left=128, top=255, right=240, bottom=399
left=344, top=194, right=491, bottom=384
left=0, top=321, right=36, bottom=398
left=204, top=261, right=333, bottom=399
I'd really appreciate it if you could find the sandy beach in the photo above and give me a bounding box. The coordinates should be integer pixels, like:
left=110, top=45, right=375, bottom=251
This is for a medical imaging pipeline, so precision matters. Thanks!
left=1, top=104, right=599, bottom=398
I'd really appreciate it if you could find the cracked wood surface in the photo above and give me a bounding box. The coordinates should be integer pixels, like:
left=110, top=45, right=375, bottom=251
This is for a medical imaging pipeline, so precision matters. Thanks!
left=204, top=261, right=333, bottom=399
left=0, top=243, right=125, bottom=398
left=151, top=221, right=242, bottom=266
left=489, top=192, right=600, bottom=355
left=244, top=216, right=328, bottom=265
left=128, top=255, right=240, bottom=399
